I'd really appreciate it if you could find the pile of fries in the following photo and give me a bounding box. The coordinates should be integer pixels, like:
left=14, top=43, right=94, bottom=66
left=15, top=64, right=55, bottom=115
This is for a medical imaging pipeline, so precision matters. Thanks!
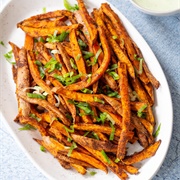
left=9, top=0, right=161, bottom=179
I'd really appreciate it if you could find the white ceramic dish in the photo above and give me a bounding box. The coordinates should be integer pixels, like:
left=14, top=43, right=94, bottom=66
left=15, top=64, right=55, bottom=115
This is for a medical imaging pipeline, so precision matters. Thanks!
left=130, top=0, right=180, bottom=16
left=0, top=0, right=173, bottom=179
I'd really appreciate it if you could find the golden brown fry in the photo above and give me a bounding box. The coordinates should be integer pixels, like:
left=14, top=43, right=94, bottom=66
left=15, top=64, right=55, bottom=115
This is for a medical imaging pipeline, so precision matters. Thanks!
left=123, top=140, right=161, bottom=165
left=93, top=8, right=135, bottom=79
left=19, top=24, right=81, bottom=37
left=73, top=123, right=122, bottom=136
left=71, top=164, right=87, bottom=175
left=56, top=42, right=77, bottom=74
left=71, top=134, right=117, bottom=153
left=16, top=48, right=31, bottom=117
left=101, top=3, right=149, bottom=84
left=57, top=153, right=93, bottom=168
left=69, top=29, right=86, bottom=77
left=18, top=10, right=72, bottom=22
left=20, top=18, right=66, bottom=28
left=52, top=86, right=102, bottom=103
left=24, top=34, right=34, bottom=50
left=117, top=63, right=131, bottom=160
left=77, top=0, right=98, bottom=45
left=65, top=26, right=111, bottom=91
left=17, top=90, right=70, bottom=126
left=19, top=116, right=47, bottom=136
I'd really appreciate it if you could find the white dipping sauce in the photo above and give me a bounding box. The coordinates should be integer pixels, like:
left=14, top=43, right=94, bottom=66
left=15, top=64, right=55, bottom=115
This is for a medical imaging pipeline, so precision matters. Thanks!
left=133, top=0, right=180, bottom=12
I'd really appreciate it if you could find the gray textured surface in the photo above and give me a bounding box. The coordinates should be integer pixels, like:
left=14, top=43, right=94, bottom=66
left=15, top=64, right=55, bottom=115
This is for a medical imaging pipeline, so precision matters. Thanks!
left=0, top=0, right=180, bottom=180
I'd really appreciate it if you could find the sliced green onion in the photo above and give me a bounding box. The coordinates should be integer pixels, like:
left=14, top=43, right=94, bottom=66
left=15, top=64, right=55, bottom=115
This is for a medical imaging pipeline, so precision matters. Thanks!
left=78, top=39, right=87, bottom=49
left=66, top=113, right=73, bottom=121
left=67, top=142, right=77, bottom=157
left=76, top=54, right=81, bottom=60
left=138, top=58, right=143, bottom=75
left=0, top=41, right=5, bottom=47
left=93, top=48, right=102, bottom=65
left=88, top=171, right=97, bottom=176
left=96, top=112, right=107, bottom=124
left=109, top=123, right=115, bottom=141
left=63, top=0, right=79, bottom=11
left=108, top=71, right=119, bottom=80
left=29, top=113, right=41, bottom=122
left=4, top=50, right=15, bottom=64
left=153, top=123, right=161, bottom=138
left=70, top=58, right=78, bottom=70
left=46, top=31, right=69, bottom=43
left=63, top=125, right=74, bottom=133
left=44, top=57, right=62, bottom=73
left=81, top=88, right=93, bottom=94
left=58, top=31, right=69, bottom=42
left=114, top=158, right=120, bottom=163
left=137, top=104, right=147, bottom=117
left=40, top=145, right=46, bottom=152
left=27, top=93, right=46, bottom=100
left=35, top=60, right=45, bottom=79
left=94, top=97, right=105, bottom=104
left=112, top=35, right=118, bottom=40
left=42, top=7, right=46, bottom=13
left=19, top=124, right=36, bottom=131
left=82, top=51, right=94, bottom=60
left=84, top=131, right=90, bottom=137
left=101, top=150, right=111, bottom=164
left=92, top=132, right=99, bottom=140
left=76, top=102, right=93, bottom=115
left=106, top=64, right=118, bottom=72
left=87, top=74, right=92, bottom=83
left=107, top=91, right=120, bottom=98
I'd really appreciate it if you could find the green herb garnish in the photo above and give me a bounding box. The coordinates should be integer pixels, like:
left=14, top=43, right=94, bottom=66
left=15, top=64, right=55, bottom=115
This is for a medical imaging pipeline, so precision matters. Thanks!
left=82, top=51, right=94, bottom=60
left=112, top=35, right=118, bottom=40
left=114, top=158, right=120, bottom=163
left=53, top=72, right=82, bottom=86
left=67, top=142, right=77, bottom=157
left=78, top=39, right=87, bottom=49
left=42, top=7, right=46, bottom=13
left=109, top=123, right=115, bottom=141
left=92, top=132, right=99, bottom=140
left=29, top=113, right=41, bottom=122
left=0, top=41, right=5, bottom=47
left=19, top=124, right=36, bottom=131
left=44, top=57, right=62, bottom=73
left=40, top=145, right=46, bottom=152
left=27, top=93, right=46, bottom=100
left=137, top=104, right=147, bottom=117
left=153, top=123, right=161, bottom=138
left=4, top=50, right=15, bottom=64
left=76, top=54, right=81, bottom=60
left=46, top=30, right=69, bottom=43
left=108, top=71, right=119, bottom=80
left=94, top=97, right=105, bottom=104
left=63, top=0, right=79, bottom=11
left=70, top=58, right=78, bottom=70
left=81, top=88, right=93, bottom=94
left=101, top=150, right=111, bottom=164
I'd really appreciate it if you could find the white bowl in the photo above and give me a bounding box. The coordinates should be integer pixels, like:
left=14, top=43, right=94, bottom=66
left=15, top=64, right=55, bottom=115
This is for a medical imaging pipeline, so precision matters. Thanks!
left=130, top=0, right=180, bottom=16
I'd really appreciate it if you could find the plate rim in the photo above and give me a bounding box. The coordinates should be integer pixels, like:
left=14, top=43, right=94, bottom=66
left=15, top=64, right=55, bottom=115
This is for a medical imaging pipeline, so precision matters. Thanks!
left=0, top=0, right=173, bottom=179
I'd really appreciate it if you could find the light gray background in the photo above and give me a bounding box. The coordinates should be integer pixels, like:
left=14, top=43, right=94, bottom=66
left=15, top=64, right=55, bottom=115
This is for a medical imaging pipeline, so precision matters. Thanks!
left=0, top=0, right=180, bottom=179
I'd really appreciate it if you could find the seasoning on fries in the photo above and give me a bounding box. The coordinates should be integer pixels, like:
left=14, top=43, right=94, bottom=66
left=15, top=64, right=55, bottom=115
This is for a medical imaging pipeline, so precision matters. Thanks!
left=8, top=0, right=161, bottom=179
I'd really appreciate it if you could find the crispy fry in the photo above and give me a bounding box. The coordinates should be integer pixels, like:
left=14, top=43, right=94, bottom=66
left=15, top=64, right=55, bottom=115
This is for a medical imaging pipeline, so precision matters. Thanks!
left=19, top=24, right=81, bottom=37
left=17, top=90, right=70, bottom=126
left=73, top=123, right=121, bottom=136
left=123, top=140, right=161, bottom=165
left=117, top=63, right=131, bottom=160
left=101, top=3, right=149, bottom=84
left=72, top=134, right=117, bottom=153
left=65, top=26, right=111, bottom=90
left=16, top=48, right=31, bottom=117
left=71, top=164, right=87, bottom=175
left=52, top=86, right=102, bottom=103
left=77, top=0, right=98, bottom=45
left=24, top=34, right=34, bottom=50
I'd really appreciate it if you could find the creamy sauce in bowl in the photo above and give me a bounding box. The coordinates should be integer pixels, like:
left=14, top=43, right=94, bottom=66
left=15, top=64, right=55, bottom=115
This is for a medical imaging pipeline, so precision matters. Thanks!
left=131, top=0, right=180, bottom=15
